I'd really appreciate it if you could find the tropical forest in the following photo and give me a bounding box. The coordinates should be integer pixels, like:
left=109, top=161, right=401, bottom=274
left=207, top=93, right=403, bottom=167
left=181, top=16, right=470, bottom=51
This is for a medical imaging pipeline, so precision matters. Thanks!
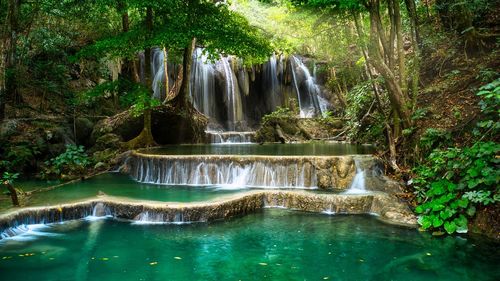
left=0, top=0, right=499, bottom=280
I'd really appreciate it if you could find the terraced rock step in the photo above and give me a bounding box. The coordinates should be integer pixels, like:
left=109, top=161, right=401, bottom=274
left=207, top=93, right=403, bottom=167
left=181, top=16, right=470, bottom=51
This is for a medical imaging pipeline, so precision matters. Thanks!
left=124, top=152, right=390, bottom=190
left=0, top=191, right=417, bottom=239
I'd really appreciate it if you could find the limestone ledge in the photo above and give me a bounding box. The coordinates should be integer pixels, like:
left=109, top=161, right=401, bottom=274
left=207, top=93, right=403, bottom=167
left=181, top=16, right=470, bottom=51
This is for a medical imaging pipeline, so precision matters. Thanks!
left=0, top=191, right=417, bottom=238
left=126, top=151, right=390, bottom=191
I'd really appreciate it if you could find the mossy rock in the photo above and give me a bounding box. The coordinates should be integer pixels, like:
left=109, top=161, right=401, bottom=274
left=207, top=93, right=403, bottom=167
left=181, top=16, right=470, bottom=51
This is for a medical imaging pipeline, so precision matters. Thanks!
left=74, top=117, right=95, bottom=146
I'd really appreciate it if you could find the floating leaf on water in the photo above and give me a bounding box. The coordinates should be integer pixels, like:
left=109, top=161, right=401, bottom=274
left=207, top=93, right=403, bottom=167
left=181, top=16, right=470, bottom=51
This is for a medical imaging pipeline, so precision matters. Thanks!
left=359, top=259, right=364, bottom=262
left=91, top=257, right=95, bottom=260
left=174, top=257, right=182, bottom=260
left=101, top=258, right=109, bottom=261
left=426, top=253, right=432, bottom=256
left=113, top=256, right=119, bottom=258
left=49, top=258, right=55, bottom=260
left=258, top=263, right=267, bottom=266
left=18, top=254, right=24, bottom=257
left=328, top=252, right=332, bottom=255
left=149, top=262, right=158, bottom=265
left=323, top=277, right=330, bottom=280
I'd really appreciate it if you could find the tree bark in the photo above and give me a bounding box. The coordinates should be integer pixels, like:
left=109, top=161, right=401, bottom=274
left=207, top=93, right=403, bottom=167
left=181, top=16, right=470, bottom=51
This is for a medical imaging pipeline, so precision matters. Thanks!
left=3, top=181, right=19, bottom=206
left=127, top=6, right=157, bottom=148
left=404, top=0, right=421, bottom=109
left=330, top=68, right=347, bottom=109
left=366, top=0, right=411, bottom=128
left=143, top=7, right=153, bottom=87
left=393, top=0, right=406, bottom=92
left=5, top=0, right=20, bottom=108
left=117, top=0, right=134, bottom=81
left=353, top=12, right=384, bottom=113
left=163, top=47, right=169, bottom=101
left=173, top=37, right=196, bottom=109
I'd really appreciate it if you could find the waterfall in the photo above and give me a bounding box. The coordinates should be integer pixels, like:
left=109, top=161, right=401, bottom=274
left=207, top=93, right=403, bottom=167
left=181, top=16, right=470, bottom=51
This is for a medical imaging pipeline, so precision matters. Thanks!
left=290, top=56, right=328, bottom=118
left=149, top=48, right=332, bottom=142
left=190, top=48, right=217, bottom=122
left=128, top=156, right=318, bottom=189
left=263, top=53, right=282, bottom=112
left=205, top=131, right=255, bottom=144
left=344, top=159, right=368, bottom=194
left=217, top=56, right=246, bottom=131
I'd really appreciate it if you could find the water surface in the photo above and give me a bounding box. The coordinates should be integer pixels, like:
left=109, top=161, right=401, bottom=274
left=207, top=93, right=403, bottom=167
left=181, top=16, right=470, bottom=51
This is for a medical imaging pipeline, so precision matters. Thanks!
left=1, top=173, right=246, bottom=212
left=0, top=209, right=498, bottom=281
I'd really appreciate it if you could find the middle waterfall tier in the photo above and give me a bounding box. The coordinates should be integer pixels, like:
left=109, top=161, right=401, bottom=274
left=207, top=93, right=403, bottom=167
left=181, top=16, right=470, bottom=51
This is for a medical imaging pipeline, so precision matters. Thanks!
left=124, top=153, right=384, bottom=190
left=128, top=156, right=318, bottom=189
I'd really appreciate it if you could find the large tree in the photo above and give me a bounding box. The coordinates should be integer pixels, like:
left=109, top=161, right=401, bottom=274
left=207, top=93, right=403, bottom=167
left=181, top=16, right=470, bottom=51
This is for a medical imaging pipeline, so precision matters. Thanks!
left=76, top=0, right=272, bottom=147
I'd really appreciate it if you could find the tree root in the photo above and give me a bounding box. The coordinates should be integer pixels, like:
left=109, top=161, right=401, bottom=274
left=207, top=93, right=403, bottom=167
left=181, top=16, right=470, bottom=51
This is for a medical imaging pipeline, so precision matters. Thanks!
left=126, top=128, right=157, bottom=149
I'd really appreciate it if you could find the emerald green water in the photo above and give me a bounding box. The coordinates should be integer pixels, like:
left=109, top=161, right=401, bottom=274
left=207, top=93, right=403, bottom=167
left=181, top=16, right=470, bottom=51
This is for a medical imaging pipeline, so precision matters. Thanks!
left=1, top=173, right=244, bottom=212
left=142, top=142, right=374, bottom=156
left=0, top=209, right=498, bottom=281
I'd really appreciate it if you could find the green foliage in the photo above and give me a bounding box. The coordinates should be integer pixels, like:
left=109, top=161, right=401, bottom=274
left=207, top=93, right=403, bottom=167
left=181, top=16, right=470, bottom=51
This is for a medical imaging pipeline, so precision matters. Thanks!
left=0, top=144, right=41, bottom=173
left=474, top=78, right=500, bottom=138
left=414, top=141, right=499, bottom=234
left=43, top=145, right=90, bottom=179
left=414, top=80, right=500, bottom=235
left=419, top=128, right=451, bottom=153
left=317, top=110, right=338, bottom=126
left=344, top=80, right=385, bottom=143
left=261, top=107, right=296, bottom=124
left=476, top=68, right=498, bottom=83
left=411, top=107, right=429, bottom=121
left=2, top=172, right=19, bottom=185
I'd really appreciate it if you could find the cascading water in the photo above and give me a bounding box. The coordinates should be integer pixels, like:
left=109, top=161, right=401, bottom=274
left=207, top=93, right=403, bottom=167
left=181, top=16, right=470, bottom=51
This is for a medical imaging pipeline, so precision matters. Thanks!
left=290, top=56, right=329, bottom=118
left=190, top=48, right=217, bottom=123
left=344, top=159, right=368, bottom=194
left=217, top=56, right=246, bottom=131
left=128, top=156, right=318, bottom=189
left=151, top=48, right=177, bottom=101
left=263, top=54, right=282, bottom=112
left=150, top=48, right=331, bottom=143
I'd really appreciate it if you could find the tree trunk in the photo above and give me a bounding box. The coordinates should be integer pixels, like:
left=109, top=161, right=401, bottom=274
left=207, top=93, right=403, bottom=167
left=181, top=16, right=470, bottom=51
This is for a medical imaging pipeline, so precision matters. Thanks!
left=330, top=68, right=347, bottom=109
left=5, top=0, right=20, bottom=107
left=393, top=0, right=406, bottom=92
left=404, top=0, right=421, bottom=109
left=4, top=182, right=19, bottom=206
left=117, top=0, right=134, bottom=81
left=126, top=108, right=157, bottom=148
left=127, top=6, right=156, bottom=148
left=387, top=0, right=396, bottom=68
left=172, top=37, right=196, bottom=109
left=163, top=47, right=169, bottom=102
left=143, top=7, right=153, bottom=88
left=367, top=0, right=411, bottom=128
left=353, top=12, right=384, bottom=113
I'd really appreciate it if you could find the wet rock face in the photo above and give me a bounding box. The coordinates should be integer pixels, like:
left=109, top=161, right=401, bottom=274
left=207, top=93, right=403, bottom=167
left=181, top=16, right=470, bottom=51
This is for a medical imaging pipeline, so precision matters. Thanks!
left=125, top=152, right=364, bottom=191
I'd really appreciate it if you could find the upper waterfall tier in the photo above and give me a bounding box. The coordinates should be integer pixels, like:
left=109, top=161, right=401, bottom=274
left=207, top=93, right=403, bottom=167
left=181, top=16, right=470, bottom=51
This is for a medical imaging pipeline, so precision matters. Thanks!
left=150, top=48, right=332, bottom=132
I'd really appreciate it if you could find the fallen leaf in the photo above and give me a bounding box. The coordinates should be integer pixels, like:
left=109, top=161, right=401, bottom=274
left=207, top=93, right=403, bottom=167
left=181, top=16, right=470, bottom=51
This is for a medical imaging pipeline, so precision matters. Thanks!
left=174, top=257, right=182, bottom=260
left=258, top=263, right=267, bottom=266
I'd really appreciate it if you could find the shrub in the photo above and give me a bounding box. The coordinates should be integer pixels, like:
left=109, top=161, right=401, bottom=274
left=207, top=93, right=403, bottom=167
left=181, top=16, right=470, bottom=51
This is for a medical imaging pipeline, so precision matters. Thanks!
left=44, top=144, right=90, bottom=179
left=413, top=79, right=500, bottom=234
